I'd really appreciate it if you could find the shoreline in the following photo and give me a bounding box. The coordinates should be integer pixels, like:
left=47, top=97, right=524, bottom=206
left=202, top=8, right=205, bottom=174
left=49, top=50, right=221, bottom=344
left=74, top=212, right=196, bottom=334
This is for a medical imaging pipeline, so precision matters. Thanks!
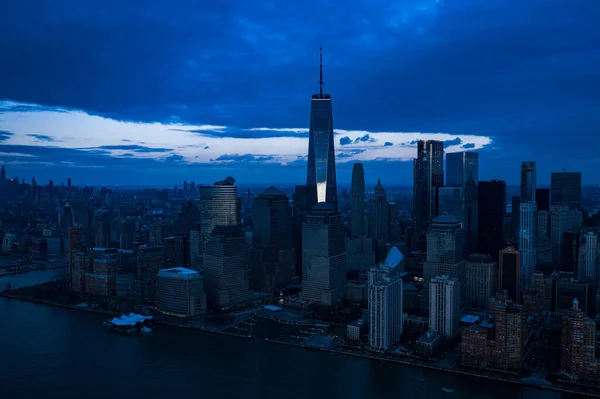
left=265, top=338, right=600, bottom=397
left=2, top=292, right=598, bottom=397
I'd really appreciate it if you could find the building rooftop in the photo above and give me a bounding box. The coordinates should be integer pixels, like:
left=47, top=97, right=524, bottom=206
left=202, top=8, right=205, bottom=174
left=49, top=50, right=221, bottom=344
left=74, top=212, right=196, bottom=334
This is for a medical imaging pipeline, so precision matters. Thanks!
left=260, top=186, right=285, bottom=197
left=460, top=314, right=481, bottom=324
left=433, top=215, right=459, bottom=224
left=382, top=246, right=404, bottom=269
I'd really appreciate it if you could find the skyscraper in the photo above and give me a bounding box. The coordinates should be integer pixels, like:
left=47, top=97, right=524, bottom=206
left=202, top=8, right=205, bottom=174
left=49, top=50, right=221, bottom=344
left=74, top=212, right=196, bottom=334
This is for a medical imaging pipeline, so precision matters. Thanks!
left=446, top=152, right=479, bottom=188
left=578, top=232, right=598, bottom=283
left=413, top=140, right=444, bottom=251
left=519, top=202, right=537, bottom=292
left=551, top=171, right=582, bottom=210
left=203, top=225, right=250, bottom=309
left=292, top=184, right=318, bottom=280
left=536, top=188, right=550, bottom=212
left=437, top=187, right=464, bottom=225
left=306, top=47, right=337, bottom=207
left=466, top=254, right=496, bottom=310
left=499, top=246, right=521, bottom=302
left=251, top=186, right=296, bottom=292
left=301, top=203, right=346, bottom=307
left=368, top=247, right=405, bottom=351
left=423, top=215, right=467, bottom=313
left=429, top=275, right=461, bottom=342
left=519, top=161, right=537, bottom=292
left=157, top=267, right=205, bottom=317
left=373, top=178, right=389, bottom=242
left=199, top=177, right=238, bottom=245
left=520, top=161, right=536, bottom=203
left=478, top=180, right=506, bottom=261
left=561, top=298, right=596, bottom=384
left=550, top=206, right=583, bottom=265
left=350, top=163, right=365, bottom=237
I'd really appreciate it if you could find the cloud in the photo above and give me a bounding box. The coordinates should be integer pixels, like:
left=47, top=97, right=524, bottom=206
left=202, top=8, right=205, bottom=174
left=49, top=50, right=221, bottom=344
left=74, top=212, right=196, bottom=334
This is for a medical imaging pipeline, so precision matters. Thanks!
left=204, top=145, right=210, bottom=149
left=212, top=153, right=275, bottom=163
left=444, top=137, right=462, bottom=147
left=354, top=134, right=375, bottom=143
left=27, top=133, right=57, bottom=142
left=164, top=154, right=185, bottom=163
left=461, top=143, right=475, bottom=149
left=94, top=145, right=173, bottom=153
left=339, top=136, right=352, bottom=146
left=0, top=130, right=13, bottom=142
left=384, top=141, right=393, bottom=147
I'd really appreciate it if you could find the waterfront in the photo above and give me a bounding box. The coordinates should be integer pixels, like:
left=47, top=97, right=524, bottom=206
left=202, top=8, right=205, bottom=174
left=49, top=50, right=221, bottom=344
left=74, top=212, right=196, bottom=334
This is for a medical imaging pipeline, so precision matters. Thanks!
left=0, top=298, right=574, bottom=399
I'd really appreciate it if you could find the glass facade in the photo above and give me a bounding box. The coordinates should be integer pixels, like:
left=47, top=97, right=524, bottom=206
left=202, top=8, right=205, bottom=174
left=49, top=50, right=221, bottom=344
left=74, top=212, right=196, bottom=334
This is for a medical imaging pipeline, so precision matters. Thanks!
left=306, top=94, right=337, bottom=206
left=551, top=172, right=582, bottom=210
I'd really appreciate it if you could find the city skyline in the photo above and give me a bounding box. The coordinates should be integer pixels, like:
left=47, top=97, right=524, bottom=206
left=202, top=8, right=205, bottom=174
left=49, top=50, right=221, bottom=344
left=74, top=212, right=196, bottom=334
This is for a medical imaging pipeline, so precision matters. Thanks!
left=1, top=1, right=599, bottom=185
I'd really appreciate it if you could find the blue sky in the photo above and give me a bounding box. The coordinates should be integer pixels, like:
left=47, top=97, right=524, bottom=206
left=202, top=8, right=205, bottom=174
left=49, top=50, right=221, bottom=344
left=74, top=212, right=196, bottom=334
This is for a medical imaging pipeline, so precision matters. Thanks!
left=0, top=0, right=599, bottom=186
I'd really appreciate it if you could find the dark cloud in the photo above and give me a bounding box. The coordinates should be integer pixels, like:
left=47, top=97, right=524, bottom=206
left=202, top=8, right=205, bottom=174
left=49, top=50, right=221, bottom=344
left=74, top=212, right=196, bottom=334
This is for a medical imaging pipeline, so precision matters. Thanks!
left=204, top=146, right=210, bottom=149
left=164, top=154, right=185, bottom=163
left=27, top=134, right=56, bottom=142
left=339, top=136, right=352, bottom=146
left=354, top=134, right=375, bottom=143
left=461, top=143, right=475, bottom=149
left=444, top=138, right=462, bottom=147
left=212, top=153, right=275, bottom=163
left=181, top=128, right=308, bottom=139
left=0, top=130, right=13, bottom=142
left=384, top=141, right=393, bottom=147
left=94, top=145, right=173, bottom=153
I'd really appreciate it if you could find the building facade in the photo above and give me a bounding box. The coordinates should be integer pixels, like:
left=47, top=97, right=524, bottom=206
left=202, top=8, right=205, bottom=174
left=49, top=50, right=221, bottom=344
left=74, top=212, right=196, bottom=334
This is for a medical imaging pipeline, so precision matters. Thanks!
left=429, top=275, right=461, bottom=342
left=157, top=267, right=205, bottom=317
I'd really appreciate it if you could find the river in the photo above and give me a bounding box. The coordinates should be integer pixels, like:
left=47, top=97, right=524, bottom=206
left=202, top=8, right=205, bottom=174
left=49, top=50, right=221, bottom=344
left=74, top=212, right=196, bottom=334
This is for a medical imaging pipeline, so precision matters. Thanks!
left=0, top=295, right=572, bottom=399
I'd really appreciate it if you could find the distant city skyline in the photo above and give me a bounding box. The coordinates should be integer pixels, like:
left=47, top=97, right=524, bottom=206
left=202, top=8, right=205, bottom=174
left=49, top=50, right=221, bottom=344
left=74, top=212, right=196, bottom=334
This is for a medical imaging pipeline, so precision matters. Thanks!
left=0, top=1, right=599, bottom=185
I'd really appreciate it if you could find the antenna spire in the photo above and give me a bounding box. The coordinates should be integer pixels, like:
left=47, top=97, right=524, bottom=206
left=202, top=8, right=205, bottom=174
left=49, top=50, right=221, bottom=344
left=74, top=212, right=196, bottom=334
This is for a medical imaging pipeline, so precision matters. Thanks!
left=319, top=46, right=323, bottom=96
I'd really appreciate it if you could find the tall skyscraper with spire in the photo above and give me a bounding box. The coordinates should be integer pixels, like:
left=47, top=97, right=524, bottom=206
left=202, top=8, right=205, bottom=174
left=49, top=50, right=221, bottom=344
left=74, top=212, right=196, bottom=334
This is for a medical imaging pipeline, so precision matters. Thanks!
left=306, top=47, right=337, bottom=207
left=350, top=163, right=365, bottom=237
left=519, top=161, right=537, bottom=293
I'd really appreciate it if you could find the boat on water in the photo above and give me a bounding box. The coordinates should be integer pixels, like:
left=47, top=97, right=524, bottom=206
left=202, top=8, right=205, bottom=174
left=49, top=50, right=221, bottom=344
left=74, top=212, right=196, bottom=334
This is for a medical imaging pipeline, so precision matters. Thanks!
left=104, top=313, right=155, bottom=334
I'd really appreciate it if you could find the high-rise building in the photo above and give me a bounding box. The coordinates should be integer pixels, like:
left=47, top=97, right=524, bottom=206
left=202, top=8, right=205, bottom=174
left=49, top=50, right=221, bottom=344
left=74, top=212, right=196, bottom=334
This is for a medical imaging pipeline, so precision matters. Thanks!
left=413, top=140, right=444, bottom=251
left=301, top=203, right=346, bottom=307
left=499, top=246, right=522, bottom=302
left=118, top=219, right=136, bottom=250
left=306, top=47, right=337, bottom=207
left=429, top=275, right=461, bottom=342
left=466, top=254, right=496, bottom=310
left=520, top=161, right=536, bottom=203
left=537, top=210, right=550, bottom=241
left=251, top=186, right=296, bottom=293
left=373, top=179, right=389, bottom=242
left=519, top=202, right=537, bottom=292
left=578, top=232, right=598, bottom=283
left=561, top=298, right=596, bottom=384
left=561, top=231, right=581, bottom=274
left=94, top=218, right=111, bottom=248
left=203, top=225, right=250, bottom=309
left=189, top=223, right=201, bottom=270
left=423, top=216, right=467, bottom=313
left=478, top=180, right=506, bottom=261
left=536, top=188, right=550, bottom=212
left=551, top=172, right=582, bottom=210
left=157, top=267, right=205, bottom=317
left=446, top=151, right=479, bottom=254
left=350, top=163, right=365, bottom=237
left=550, top=206, right=583, bottom=265
left=292, top=184, right=318, bottom=280
left=368, top=247, right=405, bottom=351
left=493, top=292, right=524, bottom=371
left=199, top=178, right=238, bottom=245
left=437, top=187, right=464, bottom=225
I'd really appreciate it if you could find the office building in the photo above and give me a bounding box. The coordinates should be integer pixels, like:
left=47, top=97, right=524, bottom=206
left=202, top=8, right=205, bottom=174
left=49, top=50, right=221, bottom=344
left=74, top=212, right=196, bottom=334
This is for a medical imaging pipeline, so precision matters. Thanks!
left=561, top=231, right=581, bottom=274
left=466, top=254, right=496, bottom=310
left=292, top=184, right=317, bottom=280
left=306, top=47, right=337, bottom=206
left=551, top=172, right=582, bottom=210
left=368, top=247, right=405, bottom=351
left=536, top=188, right=550, bottom=212
left=429, top=275, right=461, bottom=342
left=118, top=219, right=136, bottom=250
left=437, top=187, right=464, bottom=226
left=203, top=225, right=250, bottom=309
left=199, top=177, right=238, bottom=243
left=373, top=179, right=389, bottom=242
left=519, top=202, right=537, bottom=292
left=492, top=292, right=524, bottom=371
left=251, top=186, right=296, bottom=293
left=164, top=235, right=189, bottom=268
left=478, top=180, right=506, bottom=261
left=578, top=232, right=598, bottom=283
left=423, top=215, right=467, bottom=313
left=413, top=140, right=444, bottom=251
left=189, top=222, right=201, bottom=270
left=550, top=206, right=583, bottom=266
left=538, top=210, right=550, bottom=241
left=499, top=246, right=521, bottom=303
left=520, top=162, right=536, bottom=203
left=157, top=267, right=205, bottom=317
left=561, top=299, right=596, bottom=384
left=301, top=203, right=346, bottom=307
left=350, top=163, right=365, bottom=236
left=94, top=218, right=111, bottom=248
left=446, top=151, right=479, bottom=254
